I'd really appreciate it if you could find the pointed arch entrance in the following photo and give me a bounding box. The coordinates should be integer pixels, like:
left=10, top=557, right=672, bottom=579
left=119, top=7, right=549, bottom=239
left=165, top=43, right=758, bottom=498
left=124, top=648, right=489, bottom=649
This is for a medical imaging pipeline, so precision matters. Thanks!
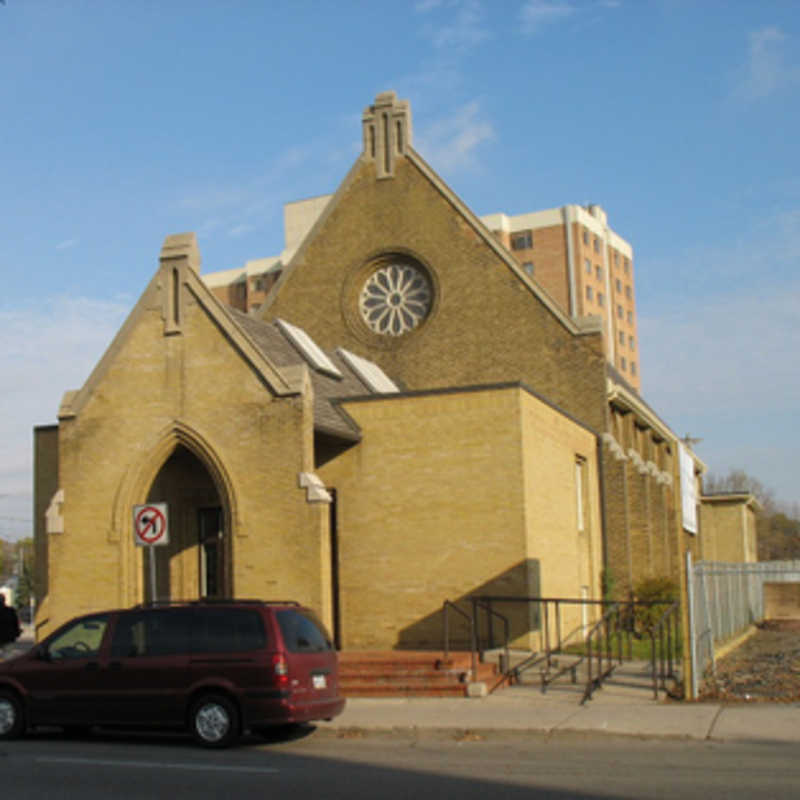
left=113, top=423, right=238, bottom=606
left=143, top=445, right=231, bottom=602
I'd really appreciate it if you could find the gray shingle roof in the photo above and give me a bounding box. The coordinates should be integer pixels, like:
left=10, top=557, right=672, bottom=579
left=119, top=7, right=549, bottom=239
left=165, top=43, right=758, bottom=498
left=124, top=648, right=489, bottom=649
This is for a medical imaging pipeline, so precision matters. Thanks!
left=228, top=308, right=383, bottom=440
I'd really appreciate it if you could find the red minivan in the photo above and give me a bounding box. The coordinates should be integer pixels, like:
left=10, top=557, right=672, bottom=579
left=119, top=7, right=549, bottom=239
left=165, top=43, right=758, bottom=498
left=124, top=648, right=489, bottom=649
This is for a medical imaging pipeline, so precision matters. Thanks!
left=0, top=600, right=345, bottom=747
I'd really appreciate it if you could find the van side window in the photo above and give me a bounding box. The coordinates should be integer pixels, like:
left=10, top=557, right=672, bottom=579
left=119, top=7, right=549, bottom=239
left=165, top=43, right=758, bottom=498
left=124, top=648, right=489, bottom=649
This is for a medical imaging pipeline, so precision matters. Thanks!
left=111, top=610, right=192, bottom=658
left=47, top=614, right=110, bottom=660
left=276, top=609, right=332, bottom=653
left=191, top=609, right=266, bottom=653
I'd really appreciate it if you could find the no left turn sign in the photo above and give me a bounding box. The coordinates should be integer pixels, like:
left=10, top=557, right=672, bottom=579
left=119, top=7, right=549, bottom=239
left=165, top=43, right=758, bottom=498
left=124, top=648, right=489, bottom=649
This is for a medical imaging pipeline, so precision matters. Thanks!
left=133, top=503, right=169, bottom=547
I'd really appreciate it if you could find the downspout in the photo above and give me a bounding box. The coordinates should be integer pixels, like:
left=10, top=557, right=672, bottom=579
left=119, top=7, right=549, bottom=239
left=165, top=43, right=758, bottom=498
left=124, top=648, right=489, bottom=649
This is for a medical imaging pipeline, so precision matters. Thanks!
left=596, top=433, right=609, bottom=595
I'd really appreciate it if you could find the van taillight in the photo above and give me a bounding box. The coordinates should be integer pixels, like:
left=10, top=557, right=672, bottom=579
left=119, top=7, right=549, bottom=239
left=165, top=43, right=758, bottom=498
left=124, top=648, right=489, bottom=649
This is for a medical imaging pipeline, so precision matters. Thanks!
left=272, top=653, right=289, bottom=688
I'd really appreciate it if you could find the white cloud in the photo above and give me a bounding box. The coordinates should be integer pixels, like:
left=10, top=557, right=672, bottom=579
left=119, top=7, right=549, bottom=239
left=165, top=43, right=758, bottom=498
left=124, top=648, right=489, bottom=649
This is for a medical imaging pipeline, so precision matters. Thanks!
left=636, top=203, right=800, bottom=507
left=417, top=0, right=490, bottom=52
left=734, top=26, right=800, bottom=102
left=175, top=145, right=316, bottom=245
left=639, top=279, right=800, bottom=507
left=518, top=0, right=619, bottom=35
left=519, top=0, right=575, bottom=35
left=228, top=223, right=255, bottom=238
left=640, top=283, right=800, bottom=417
left=0, top=296, right=130, bottom=539
left=415, top=0, right=444, bottom=11
left=415, top=100, right=495, bottom=172
left=641, top=207, right=800, bottom=300
left=55, top=238, right=79, bottom=251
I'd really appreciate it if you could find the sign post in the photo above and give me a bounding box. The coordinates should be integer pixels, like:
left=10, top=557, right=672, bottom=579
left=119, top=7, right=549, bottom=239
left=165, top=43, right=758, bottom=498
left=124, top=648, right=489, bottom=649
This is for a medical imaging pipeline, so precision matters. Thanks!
left=133, top=503, right=169, bottom=603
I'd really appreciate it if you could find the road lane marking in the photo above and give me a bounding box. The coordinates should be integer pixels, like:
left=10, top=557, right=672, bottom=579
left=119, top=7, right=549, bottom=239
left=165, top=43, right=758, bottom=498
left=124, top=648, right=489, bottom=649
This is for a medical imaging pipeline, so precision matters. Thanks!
left=37, top=757, right=279, bottom=774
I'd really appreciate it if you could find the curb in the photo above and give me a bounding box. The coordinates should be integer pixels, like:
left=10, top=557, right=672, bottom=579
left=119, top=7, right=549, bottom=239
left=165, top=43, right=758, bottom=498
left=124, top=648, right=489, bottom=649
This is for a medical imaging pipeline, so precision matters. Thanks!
left=315, top=723, right=709, bottom=743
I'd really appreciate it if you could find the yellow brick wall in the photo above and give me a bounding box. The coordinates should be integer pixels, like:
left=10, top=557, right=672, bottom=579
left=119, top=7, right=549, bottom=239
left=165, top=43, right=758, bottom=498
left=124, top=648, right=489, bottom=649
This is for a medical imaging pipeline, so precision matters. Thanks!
left=699, top=500, right=757, bottom=563
left=39, top=271, right=329, bottom=637
left=520, top=390, right=602, bottom=644
left=318, top=385, right=601, bottom=651
left=265, top=157, right=609, bottom=434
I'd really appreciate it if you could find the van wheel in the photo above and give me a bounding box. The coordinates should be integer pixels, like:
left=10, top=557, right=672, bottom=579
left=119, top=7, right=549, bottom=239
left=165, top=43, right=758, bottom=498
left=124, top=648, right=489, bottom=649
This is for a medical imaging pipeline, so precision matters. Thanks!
left=190, top=694, right=239, bottom=748
left=0, top=690, right=25, bottom=740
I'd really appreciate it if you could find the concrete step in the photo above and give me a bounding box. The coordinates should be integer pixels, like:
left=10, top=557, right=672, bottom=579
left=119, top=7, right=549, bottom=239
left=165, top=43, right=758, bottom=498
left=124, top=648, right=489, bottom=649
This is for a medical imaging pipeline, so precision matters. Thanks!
left=340, top=671, right=473, bottom=686
left=338, top=651, right=498, bottom=698
left=340, top=682, right=469, bottom=698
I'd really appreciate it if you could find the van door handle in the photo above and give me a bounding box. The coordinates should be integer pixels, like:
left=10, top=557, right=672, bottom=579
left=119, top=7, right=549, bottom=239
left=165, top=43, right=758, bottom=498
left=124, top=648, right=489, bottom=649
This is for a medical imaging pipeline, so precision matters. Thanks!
left=85, top=662, right=99, bottom=671
left=108, top=661, right=123, bottom=670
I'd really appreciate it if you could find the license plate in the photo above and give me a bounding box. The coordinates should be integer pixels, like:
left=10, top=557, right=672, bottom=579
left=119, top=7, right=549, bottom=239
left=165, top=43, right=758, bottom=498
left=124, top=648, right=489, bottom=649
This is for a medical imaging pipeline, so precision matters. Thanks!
left=312, top=674, right=327, bottom=690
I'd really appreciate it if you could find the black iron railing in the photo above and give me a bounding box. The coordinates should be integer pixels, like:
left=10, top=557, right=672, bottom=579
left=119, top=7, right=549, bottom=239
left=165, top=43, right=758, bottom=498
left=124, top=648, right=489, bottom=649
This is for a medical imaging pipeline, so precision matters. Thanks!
left=442, top=595, right=682, bottom=702
left=580, top=599, right=681, bottom=703
left=442, top=599, right=477, bottom=680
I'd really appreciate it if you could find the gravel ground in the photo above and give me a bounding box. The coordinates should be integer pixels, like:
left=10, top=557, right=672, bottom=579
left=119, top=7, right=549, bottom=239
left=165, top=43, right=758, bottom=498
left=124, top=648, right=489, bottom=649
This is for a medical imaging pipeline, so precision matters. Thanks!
left=700, top=619, right=800, bottom=702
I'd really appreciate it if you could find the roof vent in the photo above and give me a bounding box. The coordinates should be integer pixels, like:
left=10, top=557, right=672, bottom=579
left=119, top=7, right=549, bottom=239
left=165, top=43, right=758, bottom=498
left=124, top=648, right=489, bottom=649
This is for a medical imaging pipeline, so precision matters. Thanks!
left=337, top=348, right=399, bottom=393
left=276, top=319, right=342, bottom=379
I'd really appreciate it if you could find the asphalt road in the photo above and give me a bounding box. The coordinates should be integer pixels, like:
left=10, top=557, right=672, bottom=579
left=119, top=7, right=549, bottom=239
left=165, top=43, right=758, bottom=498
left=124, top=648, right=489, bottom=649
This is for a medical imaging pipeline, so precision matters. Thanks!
left=2, top=727, right=799, bottom=799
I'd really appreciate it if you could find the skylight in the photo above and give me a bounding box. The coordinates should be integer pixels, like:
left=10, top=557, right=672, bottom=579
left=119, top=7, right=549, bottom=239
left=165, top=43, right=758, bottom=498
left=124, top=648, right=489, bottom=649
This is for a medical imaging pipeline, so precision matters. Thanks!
left=276, top=319, right=342, bottom=379
left=337, top=348, right=399, bottom=394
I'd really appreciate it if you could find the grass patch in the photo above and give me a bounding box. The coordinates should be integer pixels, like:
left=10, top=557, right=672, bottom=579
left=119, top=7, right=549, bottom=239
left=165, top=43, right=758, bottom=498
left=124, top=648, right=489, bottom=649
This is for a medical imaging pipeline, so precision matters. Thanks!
left=564, top=631, right=683, bottom=661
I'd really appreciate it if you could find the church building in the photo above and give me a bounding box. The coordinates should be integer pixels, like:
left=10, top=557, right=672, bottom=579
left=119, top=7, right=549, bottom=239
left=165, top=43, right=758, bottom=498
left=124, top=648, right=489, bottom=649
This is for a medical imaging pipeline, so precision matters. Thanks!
left=34, top=92, right=707, bottom=651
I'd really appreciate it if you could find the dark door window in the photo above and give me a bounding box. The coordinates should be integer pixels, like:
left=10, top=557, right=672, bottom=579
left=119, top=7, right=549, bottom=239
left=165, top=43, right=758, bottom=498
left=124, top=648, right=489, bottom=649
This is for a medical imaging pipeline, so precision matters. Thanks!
left=198, top=507, right=224, bottom=598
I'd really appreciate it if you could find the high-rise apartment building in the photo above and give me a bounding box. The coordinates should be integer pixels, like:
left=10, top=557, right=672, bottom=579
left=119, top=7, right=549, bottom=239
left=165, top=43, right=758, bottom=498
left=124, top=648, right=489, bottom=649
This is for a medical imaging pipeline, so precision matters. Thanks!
left=203, top=199, right=640, bottom=390
left=203, top=194, right=331, bottom=315
left=480, top=204, right=640, bottom=390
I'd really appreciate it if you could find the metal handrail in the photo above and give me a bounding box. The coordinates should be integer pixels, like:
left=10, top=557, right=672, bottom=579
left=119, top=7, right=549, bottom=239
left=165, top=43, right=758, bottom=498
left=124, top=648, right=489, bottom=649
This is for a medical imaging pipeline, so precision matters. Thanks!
left=472, top=598, right=511, bottom=675
left=582, top=599, right=681, bottom=703
left=443, top=595, right=680, bottom=701
left=442, top=600, right=477, bottom=680
left=648, top=600, right=680, bottom=699
left=582, top=603, right=623, bottom=703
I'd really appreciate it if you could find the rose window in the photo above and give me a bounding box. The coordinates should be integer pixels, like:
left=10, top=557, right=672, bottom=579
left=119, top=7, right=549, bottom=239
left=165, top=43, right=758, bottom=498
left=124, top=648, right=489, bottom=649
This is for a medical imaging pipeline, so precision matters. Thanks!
left=359, top=263, right=432, bottom=336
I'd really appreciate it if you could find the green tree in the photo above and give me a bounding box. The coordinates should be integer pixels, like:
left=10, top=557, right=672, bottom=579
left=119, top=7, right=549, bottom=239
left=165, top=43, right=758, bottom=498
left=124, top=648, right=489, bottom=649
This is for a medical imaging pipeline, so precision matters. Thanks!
left=12, top=538, right=34, bottom=612
left=758, top=513, right=800, bottom=561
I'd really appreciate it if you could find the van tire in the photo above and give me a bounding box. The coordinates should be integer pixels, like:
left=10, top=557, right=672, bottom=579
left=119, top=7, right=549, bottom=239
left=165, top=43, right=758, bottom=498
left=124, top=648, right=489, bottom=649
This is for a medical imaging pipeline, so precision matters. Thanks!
left=190, top=694, right=239, bottom=748
left=0, top=690, right=25, bottom=740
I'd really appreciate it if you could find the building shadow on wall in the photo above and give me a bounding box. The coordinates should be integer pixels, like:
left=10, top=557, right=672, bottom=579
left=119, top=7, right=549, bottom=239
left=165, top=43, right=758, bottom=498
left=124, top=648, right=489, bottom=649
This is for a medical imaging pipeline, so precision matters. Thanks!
left=395, top=559, right=541, bottom=651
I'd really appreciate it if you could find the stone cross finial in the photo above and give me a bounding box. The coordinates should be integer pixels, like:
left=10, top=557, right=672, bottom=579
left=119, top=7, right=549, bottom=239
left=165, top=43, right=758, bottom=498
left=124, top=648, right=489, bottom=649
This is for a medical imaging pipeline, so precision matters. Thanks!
left=159, top=232, right=200, bottom=335
left=160, top=232, right=201, bottom=273
left=362, top=91, right=413, bottom=179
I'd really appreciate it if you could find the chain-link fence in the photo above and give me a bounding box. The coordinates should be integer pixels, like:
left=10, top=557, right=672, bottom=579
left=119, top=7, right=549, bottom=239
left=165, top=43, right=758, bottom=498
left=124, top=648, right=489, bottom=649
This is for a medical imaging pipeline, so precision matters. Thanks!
left=687, top=555, right=800, bottom=697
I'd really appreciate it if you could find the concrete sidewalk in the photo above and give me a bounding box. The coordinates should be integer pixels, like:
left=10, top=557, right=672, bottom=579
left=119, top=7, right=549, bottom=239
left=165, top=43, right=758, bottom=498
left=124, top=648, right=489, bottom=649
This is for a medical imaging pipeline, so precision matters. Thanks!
left=318, top=663, right=800, bottom=745
left=318, top=691, right=800, bottom=745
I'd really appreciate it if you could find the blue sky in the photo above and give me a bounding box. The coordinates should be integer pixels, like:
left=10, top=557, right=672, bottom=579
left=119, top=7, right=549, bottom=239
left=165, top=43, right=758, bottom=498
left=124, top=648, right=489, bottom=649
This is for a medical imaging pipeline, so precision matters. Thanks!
left=1, top=0, right=799, bottom=539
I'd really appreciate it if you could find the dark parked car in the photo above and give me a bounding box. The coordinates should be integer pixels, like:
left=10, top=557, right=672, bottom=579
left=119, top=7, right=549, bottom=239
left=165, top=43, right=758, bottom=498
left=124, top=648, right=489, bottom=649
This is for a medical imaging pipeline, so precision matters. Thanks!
left=0, top=600, right=345, bottom=747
